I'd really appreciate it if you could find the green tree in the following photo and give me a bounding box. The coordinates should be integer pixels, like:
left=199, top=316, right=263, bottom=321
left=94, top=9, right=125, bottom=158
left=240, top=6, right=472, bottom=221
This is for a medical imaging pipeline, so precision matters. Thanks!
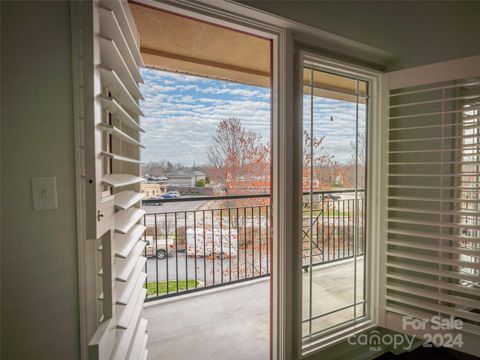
left=195, top=178, right=206, bottom=187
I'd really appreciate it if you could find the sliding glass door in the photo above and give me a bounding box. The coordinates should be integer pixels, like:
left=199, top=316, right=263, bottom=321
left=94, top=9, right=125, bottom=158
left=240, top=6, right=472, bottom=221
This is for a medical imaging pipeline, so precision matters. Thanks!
left=301, top=63, right=369, bottom=339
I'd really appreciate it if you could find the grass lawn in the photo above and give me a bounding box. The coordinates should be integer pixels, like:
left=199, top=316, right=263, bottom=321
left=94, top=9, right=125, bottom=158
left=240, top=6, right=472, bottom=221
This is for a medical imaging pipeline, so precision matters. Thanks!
left=146, top=280, right=199, bottom=296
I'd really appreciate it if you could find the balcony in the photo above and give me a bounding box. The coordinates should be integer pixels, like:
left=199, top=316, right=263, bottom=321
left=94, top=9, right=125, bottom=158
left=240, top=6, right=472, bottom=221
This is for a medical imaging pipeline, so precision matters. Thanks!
left=141, top=190, right=365, bottom=358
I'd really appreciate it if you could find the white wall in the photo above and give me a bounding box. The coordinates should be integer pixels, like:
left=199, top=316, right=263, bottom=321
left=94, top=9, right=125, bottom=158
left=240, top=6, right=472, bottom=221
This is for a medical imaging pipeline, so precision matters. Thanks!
left=238, top=0, right=480, bottom=70
left=1, top=1, right=80, bottom=359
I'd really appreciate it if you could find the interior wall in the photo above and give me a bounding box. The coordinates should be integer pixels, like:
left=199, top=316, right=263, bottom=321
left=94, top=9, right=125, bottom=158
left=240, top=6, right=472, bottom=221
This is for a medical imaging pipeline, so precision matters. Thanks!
left=237, top=0, right=480, bottom=70
left=1, top=1, right=80, bottom=359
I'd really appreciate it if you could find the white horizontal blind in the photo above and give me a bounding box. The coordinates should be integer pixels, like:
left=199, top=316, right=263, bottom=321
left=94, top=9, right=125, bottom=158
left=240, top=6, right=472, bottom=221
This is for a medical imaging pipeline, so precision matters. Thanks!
left=385, top=57, right=480, bottom=346
left=85, top=0, right=148, bottom=359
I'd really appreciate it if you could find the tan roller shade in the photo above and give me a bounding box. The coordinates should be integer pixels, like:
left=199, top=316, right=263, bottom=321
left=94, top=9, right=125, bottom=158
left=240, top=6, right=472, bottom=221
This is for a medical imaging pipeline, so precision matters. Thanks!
left=304, top=68, right=367, bottom=103
left=129, top=2, right=271, bottom=87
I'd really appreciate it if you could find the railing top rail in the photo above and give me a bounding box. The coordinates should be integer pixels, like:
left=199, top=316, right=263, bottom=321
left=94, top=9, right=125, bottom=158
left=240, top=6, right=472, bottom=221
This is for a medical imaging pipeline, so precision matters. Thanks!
left=142, top=188, right=364, bottom=204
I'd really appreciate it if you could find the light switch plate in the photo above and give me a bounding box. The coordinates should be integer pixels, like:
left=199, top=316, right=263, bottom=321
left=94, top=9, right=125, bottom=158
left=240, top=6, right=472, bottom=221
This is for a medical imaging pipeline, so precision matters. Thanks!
left=32, top=177, right=58, bottom=210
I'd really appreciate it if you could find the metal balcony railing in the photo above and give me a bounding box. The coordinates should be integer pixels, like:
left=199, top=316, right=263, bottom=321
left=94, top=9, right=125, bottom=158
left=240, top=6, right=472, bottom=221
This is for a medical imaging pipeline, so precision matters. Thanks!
left=142, top=190, right=365, bottom=301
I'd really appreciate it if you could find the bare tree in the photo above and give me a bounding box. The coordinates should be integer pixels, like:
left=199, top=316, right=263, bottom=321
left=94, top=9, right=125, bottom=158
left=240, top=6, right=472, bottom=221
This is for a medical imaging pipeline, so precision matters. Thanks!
left=207, top=117, right=269, bottom=188
left=303, top=130, right=337, bottom=189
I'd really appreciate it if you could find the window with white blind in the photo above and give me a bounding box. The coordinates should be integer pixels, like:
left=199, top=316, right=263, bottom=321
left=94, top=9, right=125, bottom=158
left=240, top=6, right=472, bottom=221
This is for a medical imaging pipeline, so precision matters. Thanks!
left=72, top=0, right=148, bottom=358
left=383, top=55, right=480, bottom=354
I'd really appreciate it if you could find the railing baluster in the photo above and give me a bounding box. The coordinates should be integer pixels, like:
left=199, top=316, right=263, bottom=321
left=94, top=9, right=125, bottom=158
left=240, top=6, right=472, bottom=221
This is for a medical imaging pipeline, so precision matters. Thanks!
left=154, top=214, right=159, bottom=297
left=265, top=206, right=270, bottom=274
left=348, top=200, right=352, bottom=257
left=165, top=213, right=169, bottom=295
left=244, top=207, right=247, bottom=280
left=259, top=206, right=262, bottom=275
left=194, top=211, right=197, bottom=289
left=236, top=208, right=240, bottom=281
left=174, top=212, right=179, bottom=293
left=185, top=211, right=188, bottom=291
left=203, top=211, right=206, bottom=287
left=321, top=196, right=325, bottom=263
left=220, top=209, right=223, bottom=284
left=332, top=200, right=335, bottom=260
left=342, top=199, right=345, bottom=257
left=251, top=207, right=254, bottom=277
left=338, top=200, right=341, bottom=259
left=228, top=208, right=232, bottom=283
left=212, top=209, right=215, bottom=285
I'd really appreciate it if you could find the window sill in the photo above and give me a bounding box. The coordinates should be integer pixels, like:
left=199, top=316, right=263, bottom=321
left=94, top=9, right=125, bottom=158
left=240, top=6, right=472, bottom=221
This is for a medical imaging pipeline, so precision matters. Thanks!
left=302, top=318, right=376, bottom=359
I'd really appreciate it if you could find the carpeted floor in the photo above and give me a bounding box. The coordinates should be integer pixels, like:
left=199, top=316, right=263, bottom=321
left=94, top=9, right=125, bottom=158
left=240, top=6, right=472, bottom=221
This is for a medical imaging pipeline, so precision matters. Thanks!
left=378, top=346, right=480, bottom=360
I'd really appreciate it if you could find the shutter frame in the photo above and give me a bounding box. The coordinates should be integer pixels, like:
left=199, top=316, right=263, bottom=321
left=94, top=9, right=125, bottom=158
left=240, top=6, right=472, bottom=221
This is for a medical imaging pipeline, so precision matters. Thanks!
left=380, top=55, right=480, bottom=355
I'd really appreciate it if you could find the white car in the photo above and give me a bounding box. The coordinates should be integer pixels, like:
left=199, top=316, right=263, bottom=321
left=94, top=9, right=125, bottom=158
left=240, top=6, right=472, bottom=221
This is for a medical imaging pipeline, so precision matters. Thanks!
left=144, top=236, right=175, bottom=259
left=165, top=191, right=180, bottom=198
left=186, top=228, right=238, bottom=259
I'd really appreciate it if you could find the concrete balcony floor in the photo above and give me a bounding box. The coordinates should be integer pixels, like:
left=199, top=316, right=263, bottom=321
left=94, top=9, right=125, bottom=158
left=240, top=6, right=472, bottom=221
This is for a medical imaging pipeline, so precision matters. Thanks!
left=144, top=257, right=364, bottom=360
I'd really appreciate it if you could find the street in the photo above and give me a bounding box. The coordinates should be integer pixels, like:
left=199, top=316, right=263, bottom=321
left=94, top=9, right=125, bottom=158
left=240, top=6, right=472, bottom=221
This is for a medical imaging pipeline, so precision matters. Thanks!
left=145, top=250, right=269, bottom=287
left=142, top=199, right=207, bottom=215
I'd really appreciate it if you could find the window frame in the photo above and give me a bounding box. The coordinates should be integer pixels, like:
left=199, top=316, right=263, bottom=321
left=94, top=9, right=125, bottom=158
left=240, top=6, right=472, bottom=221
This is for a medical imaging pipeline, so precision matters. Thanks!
left=295, top=50, right=385, bottom=357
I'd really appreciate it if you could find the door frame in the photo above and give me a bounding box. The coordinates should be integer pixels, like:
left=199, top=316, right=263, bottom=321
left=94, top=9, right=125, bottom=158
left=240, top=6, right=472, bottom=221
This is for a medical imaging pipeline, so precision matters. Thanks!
left=72, top=1, right=393, bottom=358
left=109, top=1, right=294, bottom=358
left=294, top=49, right=386, bottom=358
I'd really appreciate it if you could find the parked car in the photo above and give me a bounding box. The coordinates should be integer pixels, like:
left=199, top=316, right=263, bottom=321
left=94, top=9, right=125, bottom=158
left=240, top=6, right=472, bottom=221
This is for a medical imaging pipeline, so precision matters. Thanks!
left=160, top=193, right=177, bottom=199
left=144, top=236, right=175, bottom=259
left=323, top=194, right=341, bottom=201
left=165, top=191, right=180, bottom=198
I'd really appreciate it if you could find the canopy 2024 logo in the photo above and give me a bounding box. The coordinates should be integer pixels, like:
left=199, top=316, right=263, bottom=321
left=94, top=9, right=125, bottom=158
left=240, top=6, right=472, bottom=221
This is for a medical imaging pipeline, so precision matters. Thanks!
left=347, top=316, right=464, bottom=352
left=403, top=315, right=464, bottom=349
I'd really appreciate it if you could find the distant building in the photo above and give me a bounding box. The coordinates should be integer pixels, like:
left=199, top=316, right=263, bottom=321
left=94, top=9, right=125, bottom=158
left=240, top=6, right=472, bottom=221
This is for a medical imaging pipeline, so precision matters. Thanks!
left=141, top=177, right=169, bottom=198
left=165, top=169, right=206, bottom=186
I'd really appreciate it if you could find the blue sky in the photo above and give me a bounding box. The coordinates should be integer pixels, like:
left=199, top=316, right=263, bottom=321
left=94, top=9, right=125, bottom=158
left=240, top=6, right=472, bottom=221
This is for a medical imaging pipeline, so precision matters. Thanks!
left=140, top=68, right=365, bottom=166
left=140, top=68, right=271, bottom=166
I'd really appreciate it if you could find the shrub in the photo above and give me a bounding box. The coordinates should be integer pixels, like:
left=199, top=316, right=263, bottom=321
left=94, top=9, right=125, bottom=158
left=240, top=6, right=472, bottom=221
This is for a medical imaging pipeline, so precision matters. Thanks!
left=195, top=178, right=206, bottom=187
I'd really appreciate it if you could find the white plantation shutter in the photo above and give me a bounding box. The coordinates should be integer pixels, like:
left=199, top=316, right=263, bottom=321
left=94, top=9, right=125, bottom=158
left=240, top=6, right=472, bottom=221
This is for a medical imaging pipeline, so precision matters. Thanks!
left=382, top=55, right=480, bottom=355
left=72, top=0, right=147, bottom=359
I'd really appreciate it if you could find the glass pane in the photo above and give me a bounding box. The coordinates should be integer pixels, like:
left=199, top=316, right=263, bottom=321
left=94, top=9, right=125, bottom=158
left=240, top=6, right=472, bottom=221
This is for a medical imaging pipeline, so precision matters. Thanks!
left=302, top=66, right=368, bottom=338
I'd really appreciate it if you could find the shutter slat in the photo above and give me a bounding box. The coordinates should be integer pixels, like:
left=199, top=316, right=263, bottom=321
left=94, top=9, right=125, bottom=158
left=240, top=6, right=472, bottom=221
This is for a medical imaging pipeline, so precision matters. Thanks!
left=386, top=294, right=480, bottom=323
left=387, top=250, right=480, bottom=270
left=388, top=217, right=480, bottom=230
left=115, top=224, right=146, bottom=258
left=115, top=208, right=145, bottom=234
left=100, top=0, right=144, bottom=68
left=117, top=287, right=147, bottom=329
left=103, top=174, right=144, bottom=188
left=114, top=191, right=144, bottom=211
left=386, top=305, right=480, bottom=337
left=117, top=272, right=147, bottom=306
left=117, top=256, right=147, bottom=304
left=98, top=5, right=142, bottom=83
left=387, top=239, right=480, bottom=256
left=99, top=66, right=143, bottom=116
left=128, top=327, right=148, bottom=359
left=98, top=95, right=144, bottom=132
left=387, top=273, right=480, bottom=297
left=116, top=243, right=146, bottom=282
left=387, top=260, right=480, bottom=283
left=387, top=229, right=480, bottom=244
left=110, top=313, right=146, bottom=360
left=99, top=36, right=143, bottom=99
left=100, top=124, right=145, bottom=148
left=102, top=151, right=143, bottom=164
left=387, top=283, right=480, bottom=309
